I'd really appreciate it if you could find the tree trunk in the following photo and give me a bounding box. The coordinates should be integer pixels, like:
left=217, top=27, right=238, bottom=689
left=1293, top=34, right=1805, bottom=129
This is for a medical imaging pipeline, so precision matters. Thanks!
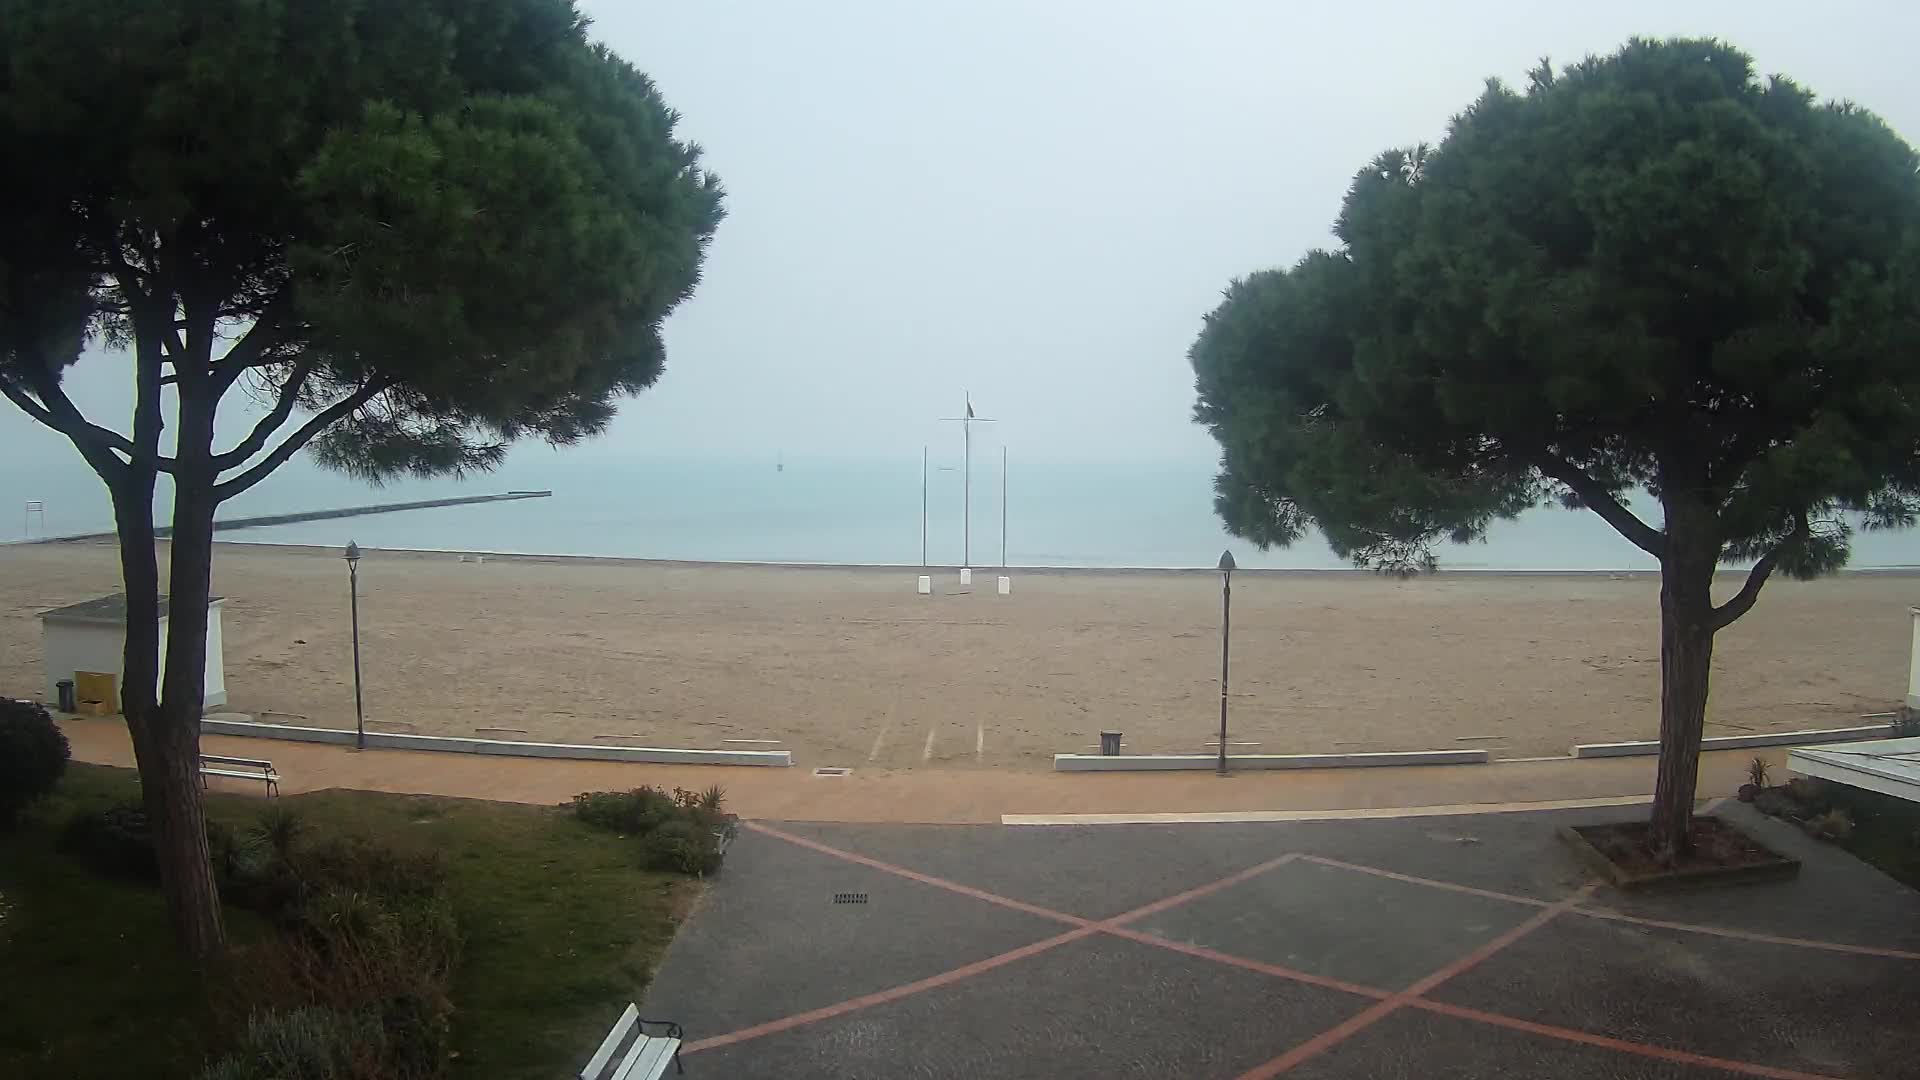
left=1648, top=503, right=1719, bottom=858
left=149, top=377, right=227, bottom=959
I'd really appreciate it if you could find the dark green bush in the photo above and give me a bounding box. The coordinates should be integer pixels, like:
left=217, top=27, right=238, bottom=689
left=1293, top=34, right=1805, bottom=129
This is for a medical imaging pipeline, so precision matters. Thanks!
left=571, top=786, right=730, bottom=876
left=569, top=787, right=677, bottom=834
left=59, top=803, right=245, bottom=882
left=197, top=1006, right=383, bottom=1080
left=60, top=803, right=158, bottom=879
left=0, top=698, right=69, bottom=827
left=640, top=818, right=722, bottom=876
left=378, top=989, right=452, bottom=1079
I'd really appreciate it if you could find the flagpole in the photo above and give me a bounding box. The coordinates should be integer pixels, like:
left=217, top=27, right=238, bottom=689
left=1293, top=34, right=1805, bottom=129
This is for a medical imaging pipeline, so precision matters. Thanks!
left=921, top=446, right=928, bottom=568
left=939, top=393, right=994, bottom=574
left=963, top=405, right=971, bottom=568
left=1001, top=445, right=1008, bottom=568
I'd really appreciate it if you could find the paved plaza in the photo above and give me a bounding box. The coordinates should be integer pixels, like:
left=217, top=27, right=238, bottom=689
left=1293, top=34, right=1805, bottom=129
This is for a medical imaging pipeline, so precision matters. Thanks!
left=644, top=803, right=1920, bottom=1078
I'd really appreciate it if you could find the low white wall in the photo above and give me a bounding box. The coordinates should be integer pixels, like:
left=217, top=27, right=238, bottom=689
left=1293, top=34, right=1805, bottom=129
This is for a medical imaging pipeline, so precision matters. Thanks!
left=1053, top=749, right=1489, bottom=772
left=199, top=717, right=791, bottom=766
left=1572, top=724, right=1894, bottom=759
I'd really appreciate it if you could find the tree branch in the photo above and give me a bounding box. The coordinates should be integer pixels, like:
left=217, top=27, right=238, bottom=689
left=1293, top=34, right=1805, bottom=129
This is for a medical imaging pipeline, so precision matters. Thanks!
left=0, top=368, right=169, bottom=472
left=209, top=293, right=292, bottom=393
left=212, top=378, right=394, bottom=503
left=210, top=358, right=315, bottom=470
left=1534, top=452, right=1666, bottom=558
left=1709, top=516, right=1809, bottom=631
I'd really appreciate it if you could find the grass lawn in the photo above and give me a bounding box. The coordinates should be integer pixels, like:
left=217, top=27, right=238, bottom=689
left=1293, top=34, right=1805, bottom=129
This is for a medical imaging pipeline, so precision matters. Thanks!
left=0, top=764, right=697, bottom=1080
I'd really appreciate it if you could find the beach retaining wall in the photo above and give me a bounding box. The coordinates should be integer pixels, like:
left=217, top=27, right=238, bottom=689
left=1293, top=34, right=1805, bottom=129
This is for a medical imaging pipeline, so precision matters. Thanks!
left=199, top=717, right=791, bottom=766
left=1571, top=723, right=1895, bottom=759
left=1053, top=749, right=1489, bottom=772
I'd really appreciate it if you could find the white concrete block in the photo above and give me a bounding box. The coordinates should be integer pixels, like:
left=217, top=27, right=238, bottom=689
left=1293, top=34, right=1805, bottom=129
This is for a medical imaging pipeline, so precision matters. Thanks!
left=959, top=567, right=972, bottom=586
left=1053, top=749, right=1489, bottom=772
left=997, top=575, right=1012, bottom=595
left=1572, top=724, right=1895, bottom=758
left=916, top=575, right=932, bottom=595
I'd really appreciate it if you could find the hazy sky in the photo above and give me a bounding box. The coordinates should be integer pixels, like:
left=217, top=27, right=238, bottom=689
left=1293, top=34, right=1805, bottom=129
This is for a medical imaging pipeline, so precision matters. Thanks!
left=7, top=0, right=1920, bottom=472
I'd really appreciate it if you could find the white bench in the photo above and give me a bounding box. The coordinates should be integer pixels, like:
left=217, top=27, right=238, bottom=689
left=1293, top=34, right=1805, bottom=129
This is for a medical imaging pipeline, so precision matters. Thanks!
left=580, top=1003, right=683, bottom=1079
left=199, top=754, right=280, bottom=796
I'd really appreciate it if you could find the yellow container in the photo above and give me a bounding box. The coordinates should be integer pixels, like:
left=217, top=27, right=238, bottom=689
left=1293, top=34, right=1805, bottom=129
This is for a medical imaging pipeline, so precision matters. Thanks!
left=74, top=671, right=119, bottom=715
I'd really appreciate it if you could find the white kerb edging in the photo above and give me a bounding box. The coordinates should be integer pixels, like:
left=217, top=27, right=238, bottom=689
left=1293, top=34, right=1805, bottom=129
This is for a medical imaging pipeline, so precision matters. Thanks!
left=199, top=717, right=791, bottom=766
left=1053, top=749, right=1488, bottom=772
left=1572, top=723, right=1893, bottom=759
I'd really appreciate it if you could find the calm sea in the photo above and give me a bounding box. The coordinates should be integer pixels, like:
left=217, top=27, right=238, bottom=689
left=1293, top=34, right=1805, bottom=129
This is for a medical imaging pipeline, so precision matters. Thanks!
left=6, top=452, right=1920, bottom=571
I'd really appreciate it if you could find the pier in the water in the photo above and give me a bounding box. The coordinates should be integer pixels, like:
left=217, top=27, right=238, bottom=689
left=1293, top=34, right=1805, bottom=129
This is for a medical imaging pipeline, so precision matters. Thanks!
left=168, top=490, right=554, bottom=536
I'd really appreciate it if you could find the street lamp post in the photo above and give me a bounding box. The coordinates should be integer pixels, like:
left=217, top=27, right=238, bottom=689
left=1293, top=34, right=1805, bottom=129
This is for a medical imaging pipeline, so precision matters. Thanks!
left=1217, top=549, right=1235, bottom=776
left=345, top=541, right=365, bottom=750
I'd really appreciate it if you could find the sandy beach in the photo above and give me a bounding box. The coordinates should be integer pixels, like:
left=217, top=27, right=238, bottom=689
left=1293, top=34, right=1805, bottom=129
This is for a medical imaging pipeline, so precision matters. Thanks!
left=0, top=540, right=1910, bottom=769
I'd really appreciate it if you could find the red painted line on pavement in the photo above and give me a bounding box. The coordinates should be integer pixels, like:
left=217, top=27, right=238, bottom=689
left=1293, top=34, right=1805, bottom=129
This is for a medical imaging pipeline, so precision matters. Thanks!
left=681, top=925, right=1098, bottom=1054
left=1106, top=853, right=1299, bottom=926
left=1298, top=854, right=1554, bottom=908
left=1234, top=884, right=1598, bottom=1079
left=1304, top=853, right=1920, bottom=962
left=1573, top=907, right=1920, bottom=962
left=1409, top=999, right=1844, bottom=1080
left=743, top=821, right=1091, bottom=927
left=693, top=827, right=1307, bottom=1056
left=1102, top=926, right=1388, bottom=1001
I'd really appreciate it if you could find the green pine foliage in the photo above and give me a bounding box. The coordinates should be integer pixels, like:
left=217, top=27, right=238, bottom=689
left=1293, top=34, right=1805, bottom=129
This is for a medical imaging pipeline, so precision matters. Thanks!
left=1191, top=38, right=1920, bottom=849
left=1192, top=38, right=1920, bottom=578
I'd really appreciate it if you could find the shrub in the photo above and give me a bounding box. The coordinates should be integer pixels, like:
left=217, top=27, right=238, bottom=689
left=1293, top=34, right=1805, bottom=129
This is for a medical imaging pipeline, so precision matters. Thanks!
left=640, top=818, right=722, bottom=876
left=252, top=805, right=308, bottom=861
left=570, top=787, right=678, bottom=834
left=1784, top=776, right=1827, bottom=806
left=0, top=698, right=69, bottom=827
left=60, top=803, right=159, bottom=879
left=59, top=803, right=246, bottom=882
left=230, top=887, right=459, bottom=1080
left=1807, top=808, right=1855, bottom=842
left=197, top=1006, right=384, bottom=1080
left=378, top=989, right=452, bottom=1079
left=1746, top=757, right=1771, bottom=789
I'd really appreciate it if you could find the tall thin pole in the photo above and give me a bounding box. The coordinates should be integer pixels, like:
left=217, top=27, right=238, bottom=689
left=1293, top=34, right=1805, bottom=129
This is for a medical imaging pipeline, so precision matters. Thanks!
left=939, top=394, right=993, bottom=569
left=1000, top=446, right=1008, bottom=568
left=921, top=446, right=928, bottom=568
left=350, top=562, right=365, bottom=750
left=963, top=414, right=971, bottom=568
left=1215, top=550, right=1238, bottom=774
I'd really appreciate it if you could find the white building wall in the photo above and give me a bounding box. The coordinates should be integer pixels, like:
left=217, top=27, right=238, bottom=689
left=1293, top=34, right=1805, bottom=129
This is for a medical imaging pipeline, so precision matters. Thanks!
left=42, top=623, right=127, bottom=702
left=41, top=600, right=227, bottom=709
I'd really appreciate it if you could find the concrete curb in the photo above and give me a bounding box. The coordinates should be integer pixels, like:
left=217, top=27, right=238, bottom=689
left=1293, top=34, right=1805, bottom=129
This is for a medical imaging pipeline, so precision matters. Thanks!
left=1572, top=724, right=1893, bottom=759
left=198, top=718, right=792, bottom=767
left=1052, top=749, right=1489, bottom=772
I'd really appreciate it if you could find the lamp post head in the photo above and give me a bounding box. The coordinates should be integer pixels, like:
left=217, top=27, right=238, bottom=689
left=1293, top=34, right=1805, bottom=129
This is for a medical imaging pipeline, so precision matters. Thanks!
left=344, top=540, right=362, bottom=566
left=1217, top=549, right=1236, bottom=575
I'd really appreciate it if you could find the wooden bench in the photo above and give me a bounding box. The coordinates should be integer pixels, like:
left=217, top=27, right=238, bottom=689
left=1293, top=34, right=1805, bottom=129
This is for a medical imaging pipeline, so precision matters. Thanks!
left=199, top=754, right=280, bottom=796
left=580, top=1003, right=683, bottom=1079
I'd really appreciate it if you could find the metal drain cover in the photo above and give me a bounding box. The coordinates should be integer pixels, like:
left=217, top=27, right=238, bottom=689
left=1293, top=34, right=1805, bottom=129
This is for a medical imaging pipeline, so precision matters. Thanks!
left=813, top=767, right=851, bottom=777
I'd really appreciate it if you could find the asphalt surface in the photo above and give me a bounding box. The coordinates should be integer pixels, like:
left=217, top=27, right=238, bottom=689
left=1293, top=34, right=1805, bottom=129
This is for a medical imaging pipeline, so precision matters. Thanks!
left=640, top=802, right=1920, bottom=1078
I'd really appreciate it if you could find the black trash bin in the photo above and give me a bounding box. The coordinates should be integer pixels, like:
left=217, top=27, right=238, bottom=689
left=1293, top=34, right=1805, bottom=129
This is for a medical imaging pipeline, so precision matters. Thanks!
left=1099, top=730, right=1122, bottom=756
left=56, top=678, right=76, bottom=713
